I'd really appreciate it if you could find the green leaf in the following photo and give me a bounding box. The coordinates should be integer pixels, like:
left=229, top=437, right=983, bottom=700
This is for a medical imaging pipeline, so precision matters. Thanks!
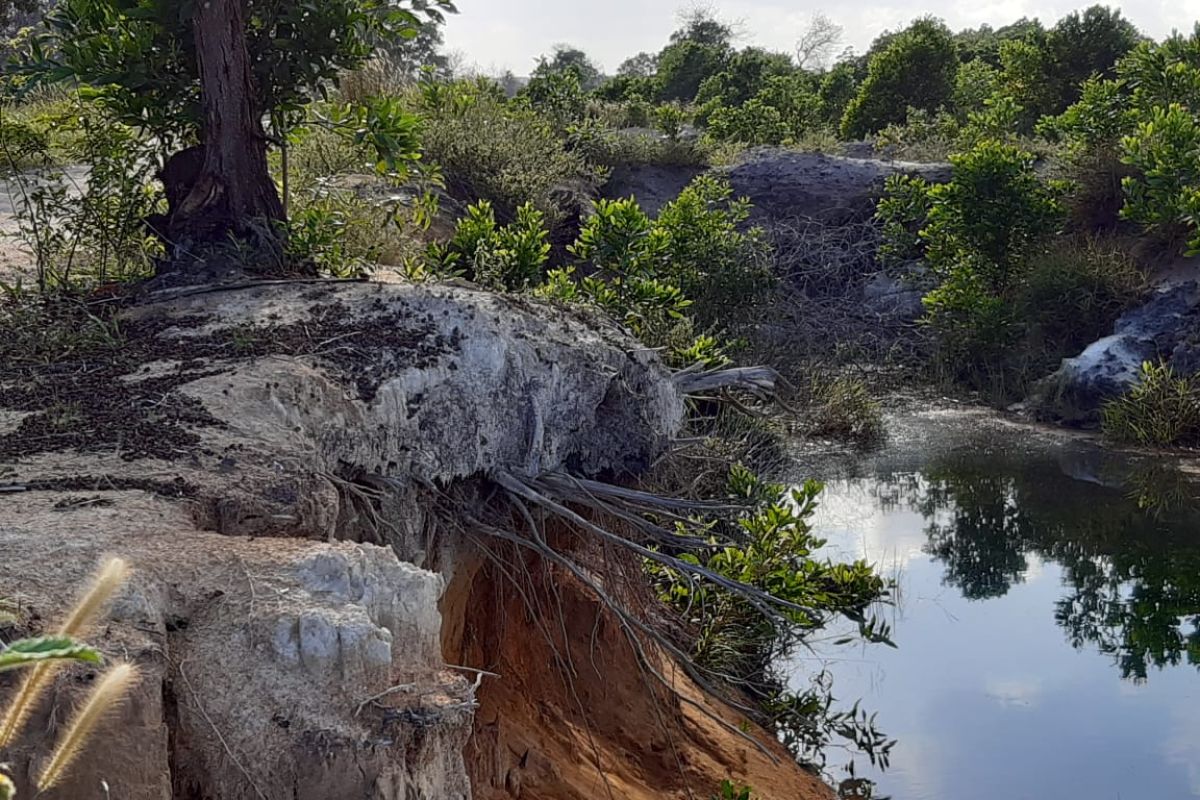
left=0, top=637, right=101, bottom=673
left=0, top=772, right=14, bottom=800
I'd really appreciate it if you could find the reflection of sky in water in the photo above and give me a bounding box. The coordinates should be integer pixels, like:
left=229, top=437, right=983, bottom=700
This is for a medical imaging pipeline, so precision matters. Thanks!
left=790, top=473, right=1200, bottom=800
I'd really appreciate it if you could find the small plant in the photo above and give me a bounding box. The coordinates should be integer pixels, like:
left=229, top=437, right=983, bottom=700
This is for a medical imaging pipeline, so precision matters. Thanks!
left=810, top=376, right=886, bottom=445
left=652, top=102, right=689, bottom=141
left=713, top=780, right=753, bottom=800
left=1102, top=361, right=1200, bottom=447
left=877, top=139, right=1064, bottom=386
left=840, top=18, right=958, bottom=139
left=0, top=558, right=138, bottom=799
left=417, top=78, right=600, bottom=233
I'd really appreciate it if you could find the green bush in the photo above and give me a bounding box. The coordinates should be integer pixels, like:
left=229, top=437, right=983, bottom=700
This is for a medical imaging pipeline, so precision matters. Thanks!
left=431, top=200, right=550, bottom=290
left=1045, top=28, right=1200, bottom=251
left=1103, top=361, right=1200, bottom=447
left=815, top=61, right=859, bottom=126
left=534, top=176, right=771, bottom=364
left=1019, top=237, right=1144, bottom=355
left=416, top=79, right=600, bottom=232
left=953, top=58, right=1000, bottom=118
left=1120, top=104, right=1200, bottom=252
left=997, top=5, right=1140, bottom=128
left=519, top=65, right=588, bottom=133
left=647, top=466, right=891, bottom=764
left=875, top=107, right=962, bottom=161
left=707, top=98, right=789, bottom=145
left=878, top=140, right=1063, bottom=381
left=840, top=18, right=958, bottom=139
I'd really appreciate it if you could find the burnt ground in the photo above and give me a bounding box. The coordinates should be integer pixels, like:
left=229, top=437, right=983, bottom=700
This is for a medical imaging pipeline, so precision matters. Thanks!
left=0, top=290, right=456, bottom=464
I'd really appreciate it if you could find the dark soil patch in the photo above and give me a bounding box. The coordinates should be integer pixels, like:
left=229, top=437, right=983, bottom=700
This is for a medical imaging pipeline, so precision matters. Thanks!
left=0, top=292, right=455, bottom=462
left=5, top=474, right=199, bottom=498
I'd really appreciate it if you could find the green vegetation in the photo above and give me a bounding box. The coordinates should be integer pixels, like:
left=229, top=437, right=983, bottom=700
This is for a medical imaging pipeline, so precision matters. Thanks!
left=841, top=18, right=958, bottom=139
left=648, top=465, right=893, bottom=769
left=1103, top=361, right=1200, bottom=447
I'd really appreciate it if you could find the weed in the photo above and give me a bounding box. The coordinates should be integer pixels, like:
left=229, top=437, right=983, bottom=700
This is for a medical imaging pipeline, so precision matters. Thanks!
left=1102, top=361, right=1200, bottom=447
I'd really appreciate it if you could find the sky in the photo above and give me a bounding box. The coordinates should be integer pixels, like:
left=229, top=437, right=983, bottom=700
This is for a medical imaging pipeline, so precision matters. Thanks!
left=441, top=0, right=1200, bottom=76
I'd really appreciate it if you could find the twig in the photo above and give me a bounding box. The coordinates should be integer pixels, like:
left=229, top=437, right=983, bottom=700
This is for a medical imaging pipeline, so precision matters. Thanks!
left=177, top=659, right=268, bottom=800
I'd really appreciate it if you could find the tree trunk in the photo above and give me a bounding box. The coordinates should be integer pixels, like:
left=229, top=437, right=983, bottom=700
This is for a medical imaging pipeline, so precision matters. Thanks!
left=169, top=0, right=284, bottom=245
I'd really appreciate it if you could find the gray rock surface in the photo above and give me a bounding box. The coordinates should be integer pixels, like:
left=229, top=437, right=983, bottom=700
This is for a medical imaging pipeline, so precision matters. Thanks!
left=722, top=149, right=951, bottom=223
left=0, top=279, right=685, bottom=800
left=601, top=148, right=950, bottom=224
left=1033, top=276, right=1200, bottom=424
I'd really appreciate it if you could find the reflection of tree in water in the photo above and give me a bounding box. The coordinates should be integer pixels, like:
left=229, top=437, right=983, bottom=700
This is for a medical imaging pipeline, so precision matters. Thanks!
left=875, top=457, right=1200, bottom=681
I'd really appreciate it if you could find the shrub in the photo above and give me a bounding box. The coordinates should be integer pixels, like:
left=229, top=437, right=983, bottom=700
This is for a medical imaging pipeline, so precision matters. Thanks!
left=1019, top=237, right=1144, bottom=354
left=519, top=65, right=588, bottom=133
left=1120, top=104, right=1200, bottom=253
left=657, top=38, right=731, bottom=102
left=875, top=107, right=962, bottom=161
left=432, top=200, right=550, bottom=290
left=809, top=376, right=885, bottom=445
left=0, top=100, right=163, bottom=291
left=707, top=98, right=789, bottom=145
left=1046, top=28, right=1200, bottom=251
left=953, top=58, right=1000, bottom=118
left=815, top=61, right=858, bottom=126
left=840, top=18, right=958, bottom=139
left=534, top=176, right=771, bottom=364
left=416, top=79, right=600, bottom=232
left=647, top=466, right=891, bottom=765
left=1103, top=361, right=1200, bottom=447
left=878, top=140, right=1063, bottom=381
left=998, top=5, right=1140, bottom=126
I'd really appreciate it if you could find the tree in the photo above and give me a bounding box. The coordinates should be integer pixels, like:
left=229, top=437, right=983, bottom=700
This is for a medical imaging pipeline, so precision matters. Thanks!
left=617, top=52, right=658, bottom=78
left=536, top=44, right=603, bottom=90
left=696, top=47, right=795, bottom=107
left=382, top=18, right=452, bottom=80
left=670, top=6, right=736, bottom=48
left=840, top=17, right=958, bottom=139
left=795, top=12, right=843, bottom=70
left=22, top=0, right=452, bottom=253
left=998, top=6, right=1141, bottom=127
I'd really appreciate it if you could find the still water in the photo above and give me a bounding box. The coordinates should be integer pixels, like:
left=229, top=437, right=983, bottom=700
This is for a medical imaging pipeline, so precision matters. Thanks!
left=789, top=409, right=1200, bottom=800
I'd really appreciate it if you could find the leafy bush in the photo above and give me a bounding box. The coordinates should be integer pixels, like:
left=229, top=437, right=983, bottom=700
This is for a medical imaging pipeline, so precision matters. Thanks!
left=648, top=466, right=891, bottom=765
left=997, top=5, right=1140, bottom=127
left=953, top=58, right=1000, bottom=118
left=519, top=64, right=588, bottom=133
left=840, top=18, right=958, bottom=139
left=534, top=176, right=771, bottom=364
left=1103, top=361, right=1200, bottom=446
left=1046, top=28, right=1200, bottom=250
left=707, top=97, right=790, bottom=145
left=416, top=79, right=600, bottom=232
left=432, top=200, right=549, bottom=290
left=816, top=61, right=859, bottom=126
left=1120, top=104, right=1200, bottom=252
left=657, top=39, right=730, bottom=102
left=1019, top=237, right=1144, bottom=359
left=875, top=107, right=962, bottom=161
left=878, top=140, right=1063, bottom=381
left=0, top=101, right=163, bottom=291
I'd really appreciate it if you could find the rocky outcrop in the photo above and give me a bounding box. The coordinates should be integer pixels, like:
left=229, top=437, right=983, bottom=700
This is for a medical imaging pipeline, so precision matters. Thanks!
left=602, top=148, right=951, bottom=225
left=723, top=149, right=951, bottom=224
left=0, top=279, right=828, bottom=800
left=1032, top=271, right=1200, bottom=425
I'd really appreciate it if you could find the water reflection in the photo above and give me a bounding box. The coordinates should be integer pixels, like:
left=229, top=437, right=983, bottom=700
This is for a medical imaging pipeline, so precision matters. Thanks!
left=874, top=454, right=1200, bottom=682
left=793, top=422, right=1200, bottom=800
